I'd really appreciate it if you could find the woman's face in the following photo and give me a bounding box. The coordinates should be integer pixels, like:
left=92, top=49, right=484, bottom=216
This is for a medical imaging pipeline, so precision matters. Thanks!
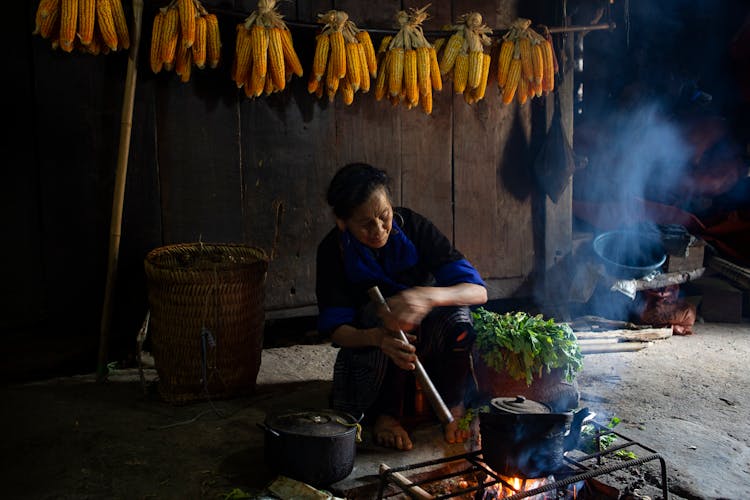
left=337, top=187, right=393, bottom=249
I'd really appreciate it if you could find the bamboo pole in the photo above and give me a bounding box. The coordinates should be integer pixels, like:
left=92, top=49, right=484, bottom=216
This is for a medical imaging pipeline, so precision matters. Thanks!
left=97, top=0, right=144, bottom=382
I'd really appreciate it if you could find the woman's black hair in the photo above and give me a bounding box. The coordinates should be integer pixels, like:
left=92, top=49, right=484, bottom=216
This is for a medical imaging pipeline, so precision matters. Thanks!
left=326, top=163, right=392, bottom=219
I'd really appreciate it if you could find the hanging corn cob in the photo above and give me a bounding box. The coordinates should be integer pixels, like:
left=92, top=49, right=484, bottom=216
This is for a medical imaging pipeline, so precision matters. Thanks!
left=32, top=0, right=131, bottom=55
left=148, top=0, right=221, bottom=82
left=435, top=11, right=492, bottom=104
left=230, top=0, right=303, bottom=97
left=376, top=5, right=439, bottom=114
left=307, top=10, right=375, bottom=105
left=495, top=18, right=557, bottom=104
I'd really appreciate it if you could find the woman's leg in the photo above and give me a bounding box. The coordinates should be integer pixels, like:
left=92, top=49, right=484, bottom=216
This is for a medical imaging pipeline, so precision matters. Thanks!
left=418, top=306, right=476, bottom=443
left=370, top=360, right=414, bottom=450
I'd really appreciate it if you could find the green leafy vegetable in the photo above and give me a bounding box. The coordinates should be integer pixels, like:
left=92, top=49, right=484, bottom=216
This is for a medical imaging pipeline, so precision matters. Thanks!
left=472, top=308, right=583, bottom=385
left=580, top=416, right=638, bottom=460
left=456, top=405, right=489, bottom=431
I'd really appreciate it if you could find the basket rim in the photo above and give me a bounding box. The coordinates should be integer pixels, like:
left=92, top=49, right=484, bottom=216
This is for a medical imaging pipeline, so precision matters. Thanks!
left=144, top=242, right=269, bottom=271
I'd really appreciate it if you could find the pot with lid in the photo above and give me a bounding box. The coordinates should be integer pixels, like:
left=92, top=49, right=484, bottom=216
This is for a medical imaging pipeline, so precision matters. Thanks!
left=479, top=395, right=594, bottom=478
left=258, top=408, right=362, bottom=488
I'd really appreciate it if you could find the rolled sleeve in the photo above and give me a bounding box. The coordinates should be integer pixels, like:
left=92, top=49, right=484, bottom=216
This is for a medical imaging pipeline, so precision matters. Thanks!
left=433, top=258, right=485, bottom=287
left=317, top=306, right=356, bottom=335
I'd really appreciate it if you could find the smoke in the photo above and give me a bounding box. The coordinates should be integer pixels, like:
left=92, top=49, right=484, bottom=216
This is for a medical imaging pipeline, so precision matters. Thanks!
left=575, top=100, right=693, bottom=227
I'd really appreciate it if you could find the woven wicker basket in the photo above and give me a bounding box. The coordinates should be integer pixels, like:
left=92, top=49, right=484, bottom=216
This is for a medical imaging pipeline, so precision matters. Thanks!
left=144, top=243, right=268, bottom=404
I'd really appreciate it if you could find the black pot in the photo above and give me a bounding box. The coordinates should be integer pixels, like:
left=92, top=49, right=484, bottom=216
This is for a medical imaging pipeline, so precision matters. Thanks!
left=259, top=408, right=361, bottom=488
left=479, top=396, right=593, bottom=478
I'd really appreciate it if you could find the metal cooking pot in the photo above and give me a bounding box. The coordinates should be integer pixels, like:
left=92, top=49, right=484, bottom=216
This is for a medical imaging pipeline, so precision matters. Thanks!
left=479, top=396, right=594, bottom=478
left=593, top=229, right=667, bottom=279
left=258, top=408, right=362, bottom=488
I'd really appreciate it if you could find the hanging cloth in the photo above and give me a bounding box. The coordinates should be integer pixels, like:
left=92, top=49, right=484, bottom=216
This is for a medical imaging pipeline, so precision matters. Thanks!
left=533, top=92, right=577, bottom=203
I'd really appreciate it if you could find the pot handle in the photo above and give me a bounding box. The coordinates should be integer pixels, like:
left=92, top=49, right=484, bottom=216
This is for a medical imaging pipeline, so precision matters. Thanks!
left=333, top=416, right=364, bottom=443
left=563, top=407, right=596, bottom=452
left=256, top=422, right=280, bottom=438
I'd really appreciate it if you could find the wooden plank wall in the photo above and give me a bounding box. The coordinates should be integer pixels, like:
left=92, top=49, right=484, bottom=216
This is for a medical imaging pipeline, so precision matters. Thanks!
left=10, top=0, right=571, bottom=367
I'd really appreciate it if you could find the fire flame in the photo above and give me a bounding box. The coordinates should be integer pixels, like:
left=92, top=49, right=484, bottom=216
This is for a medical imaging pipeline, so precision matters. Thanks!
left=484, top=475, right=576, bottom=499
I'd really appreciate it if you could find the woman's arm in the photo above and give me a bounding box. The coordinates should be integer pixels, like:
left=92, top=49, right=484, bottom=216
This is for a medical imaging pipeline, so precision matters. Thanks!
left=381, top=283, right=488, bottom=333
left=330, top=324, right=417, bottom=370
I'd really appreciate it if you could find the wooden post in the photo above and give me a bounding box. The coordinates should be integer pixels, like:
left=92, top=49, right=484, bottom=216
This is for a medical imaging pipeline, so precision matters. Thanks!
left=97, top=0, right=144, bottom=382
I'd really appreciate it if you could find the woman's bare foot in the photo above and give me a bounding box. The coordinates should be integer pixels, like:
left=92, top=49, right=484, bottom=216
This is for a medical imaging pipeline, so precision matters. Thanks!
left=443, top=405, right=470, bottom=444
left=374, top=414, right=413, bottom=450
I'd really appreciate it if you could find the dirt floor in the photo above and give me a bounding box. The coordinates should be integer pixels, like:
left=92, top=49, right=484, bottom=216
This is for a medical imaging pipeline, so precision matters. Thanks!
left=1, top=320, right=749, bottom=500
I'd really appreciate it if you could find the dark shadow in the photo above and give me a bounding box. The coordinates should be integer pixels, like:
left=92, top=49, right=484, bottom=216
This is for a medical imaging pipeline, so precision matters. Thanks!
left=498, top=106, right=535, bottom=202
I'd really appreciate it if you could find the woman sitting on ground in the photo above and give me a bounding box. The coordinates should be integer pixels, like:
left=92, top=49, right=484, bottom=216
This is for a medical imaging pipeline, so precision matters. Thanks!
left=315, top=162, right=488, bottom=450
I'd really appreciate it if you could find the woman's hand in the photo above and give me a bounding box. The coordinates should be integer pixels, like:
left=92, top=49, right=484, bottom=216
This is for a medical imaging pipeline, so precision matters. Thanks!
left=381, top=287, right=433, bottom=332
left=377, top=327, right=417, bottom=370
left=380, top=283, right=487, bottom=333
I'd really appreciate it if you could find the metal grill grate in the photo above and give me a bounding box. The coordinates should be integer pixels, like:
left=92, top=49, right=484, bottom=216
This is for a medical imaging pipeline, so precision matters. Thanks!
left=376, top=420, right=670, bottom=499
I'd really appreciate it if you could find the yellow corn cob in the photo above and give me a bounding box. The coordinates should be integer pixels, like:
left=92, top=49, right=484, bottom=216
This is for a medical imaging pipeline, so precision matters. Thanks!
left=377, top=35, right=392, bottom=55
left=312, top=33, right=329, bottom=81
left=175, top=48, right=193, bottom=83
left=205, top=13, right=221, bottom=69
left=267, top=27, right=286, bottom=90
left=356, top=30, right=377, bottom=78
left=86, top=30, right=102, bottom=54
left=404, top=48, right=418, bottom=105
left=149, top=10, right=165, bottom=73
left=496, top=38, right=514, bottom=88
left=314, top=79, right=324, bottom=99
left=174, top=40, right=190, bottom=82
left=517, top=73, right=528, bottom=104
left=251, top=24, right=268, bottom=79
left=533, top=78, right=542, bottom=97
left=325, top=50, right=340, bottom=101
left=531, top=41, right=544, bottom=85
left=439, top=31, right=464, bottom=75
left=416, top=46, right=431, bottom=97
left=345, top=42, right=361, bottom=92
left=78, top=0, right=95, bottom=45
left=432, top=37, right=445, bottom=55
left=264, top=72, right=275, bottom=95
left=388, top=48, right=404, bottom=98
left=307, top=73, right=319, bottom=94
left=233, top=25, right=253, bottom=86
left=280, top=28, right=303, bottom=78
left=241, top=75, right=254, bottom=97
left=453, top=52, right=468, bottom=94
left=420, top=77, right=433, bottom=114
left=341, top=76, right=354, bottom=105
left=374, top=49, right=389, bottom=100
left=518, top=36, right=533, bottom=85
left=248, top=65, right=265, bottom=97
left=36, top=0, right=61, bottom=39
left=33, top=0, right=50, bottom=35
left=60, top=0, right=78, bottom=52
left=467, top=50, right=484, bottom=90
left=97, top=0, right=119, bottom=51
left=472, top=52, right=491, bottom=102
left=357, top=42, right=370, bottom=92
left=542, top=39, right=555, bottom=92
left=428, top=47, right=442, bottom=91
left=160, top=7, right=179, bottom=64
left=502, top=57, right=521, bottom=104
left=329, top=30, right=346, bottom=79
left=109, top=0, right=130, bottom=49
left=192, top=15, right=206, bottom=69
left=178, top=0, right=195, bottom=48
